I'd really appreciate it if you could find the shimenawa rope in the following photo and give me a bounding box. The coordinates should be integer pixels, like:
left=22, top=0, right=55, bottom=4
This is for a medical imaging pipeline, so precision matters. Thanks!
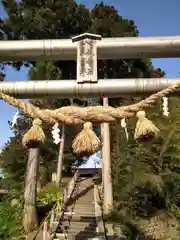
left=0, top=81, right=179, bottom=154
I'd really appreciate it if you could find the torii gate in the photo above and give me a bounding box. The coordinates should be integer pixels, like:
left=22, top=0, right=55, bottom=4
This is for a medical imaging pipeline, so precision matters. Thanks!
left=0, top=33, right=180, bottom=215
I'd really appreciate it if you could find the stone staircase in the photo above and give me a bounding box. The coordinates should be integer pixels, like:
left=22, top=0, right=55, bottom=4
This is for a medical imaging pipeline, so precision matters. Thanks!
left=53, top=176, right=105, bottom=240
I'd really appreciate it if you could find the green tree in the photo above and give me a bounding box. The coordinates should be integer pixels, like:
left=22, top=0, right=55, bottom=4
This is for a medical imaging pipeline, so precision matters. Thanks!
left=0, top=135, right=27, bottom=191
left=110, top=98, right=180, bottom=238
left=0, top=200, right=24, bottom=240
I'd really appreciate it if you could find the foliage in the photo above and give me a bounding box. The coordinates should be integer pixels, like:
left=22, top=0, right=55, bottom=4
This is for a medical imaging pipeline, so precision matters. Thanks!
left=37, top=183, right=62, bottom=206
left=104, top=209, right=122, bottom=223
left=110, top=98, right=180, bottom=238
left=0, top=135, right=27, bottom=191
left=0, top=200, right=24, bottom=240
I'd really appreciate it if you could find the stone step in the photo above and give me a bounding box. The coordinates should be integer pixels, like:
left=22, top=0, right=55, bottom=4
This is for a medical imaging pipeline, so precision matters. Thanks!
left=76, top=192, right=94, bottom=195
left=56, top=229, right=97, bottom=236
left=73, top=210, right=95, bottom=214
left=62, top=221, right=97, bottom=228
left=61, top=214, right=95, bottom=221
left=58, top=226, right=97, bottom=233
left=63, top=211, right=75, bottom=216
left=51, top=177, right=98, bottom=239
left=67, top=237, right=104, bottom=240
left=72, top=213, right=95, bottom=218
left=73, top=204, right=95, bottom=208
left=61, top=219, right=96, bottom=226
left=76, top=194, right=94, bottom=198
left=66, top=232, right=98, bottom=240
left=64, top=221, right=97, bottom=228
left=55, top=225, right=64, bottom=233
left=51, top=221, right=59, bottom=232
left=67, top=230, right=97, bottom=235
left=65, top=207, right=95, bottom=214
left=57, top=222, right=96, bottom=232
left=66, top=226, right=97, bottom=233
left=71, top=209, right=95, bottom=214
left=55, top=233, right=66, bottom=239
left=68, top=216, right=96, bottom=223
left=70, top=208, right=95, bottom=213
left=63, top=214, right=96, bottom=220
left=54, top=233, right=105, bottom=240
left=73, top=213, right=95, bottom=217
left=72, top=192, right=93, bottom=196
left=74, top=203, right=94, bottom=207
left=76, top=190, right=94, bottom=193
left=75, top=201, right=94, bottom=204
left=53, top=237, right=64, bottom=239
left=74, top=194, right=94, bottom=197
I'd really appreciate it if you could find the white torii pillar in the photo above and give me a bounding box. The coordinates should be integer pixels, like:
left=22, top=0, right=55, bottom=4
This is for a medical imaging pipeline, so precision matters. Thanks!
left=102, top=97, right=113, bottom=214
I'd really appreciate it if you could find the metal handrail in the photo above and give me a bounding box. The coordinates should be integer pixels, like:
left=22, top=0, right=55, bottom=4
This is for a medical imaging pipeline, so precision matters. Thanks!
left=94, top=184, right=106, bottom=239
left=63, top=170, right=79, bottom=204
left=47, top=170, right=79, bottom=238
left=31, top=171, right=79, bottom=239
left=33, top=203, right=57, bottom=240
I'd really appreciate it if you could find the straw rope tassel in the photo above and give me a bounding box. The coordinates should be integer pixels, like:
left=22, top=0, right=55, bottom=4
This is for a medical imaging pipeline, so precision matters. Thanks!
left=22, top=118, right=45, bottom=148
left=134, top=111, right=159, bottom=141
left=72, top=122, right=100, bottom=156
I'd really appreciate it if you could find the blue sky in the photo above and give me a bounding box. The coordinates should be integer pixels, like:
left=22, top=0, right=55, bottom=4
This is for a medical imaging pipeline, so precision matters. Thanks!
left=0, top=0, right=180, bottom=167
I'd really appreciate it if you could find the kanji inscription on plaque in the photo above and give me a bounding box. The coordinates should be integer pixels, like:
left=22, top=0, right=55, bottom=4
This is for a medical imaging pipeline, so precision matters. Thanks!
left=72, top=33, right=101, bottom=83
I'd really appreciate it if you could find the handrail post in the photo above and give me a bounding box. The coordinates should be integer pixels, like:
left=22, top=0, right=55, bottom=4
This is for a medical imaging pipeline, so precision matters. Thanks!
left=43, top=221, right=48, bottom=240
left=49, top=209, right=55, bottom=230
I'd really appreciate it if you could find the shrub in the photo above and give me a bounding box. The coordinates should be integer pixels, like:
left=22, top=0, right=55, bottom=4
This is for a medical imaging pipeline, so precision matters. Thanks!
left=37, top=183, right=62, bottom=206
left=0, top=200, right=24, bottom=240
